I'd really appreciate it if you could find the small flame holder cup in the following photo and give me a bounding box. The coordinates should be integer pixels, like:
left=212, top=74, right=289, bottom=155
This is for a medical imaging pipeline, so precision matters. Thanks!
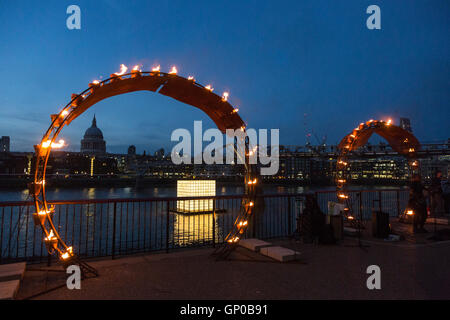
left=71, top=94, right=83, bottom=107
left=88, top=82, right=100, bottom=93
left=109, top=73, right=121, bottom=82
left=32, top=208, right=54, bottom=226
left=34, top=144, right=49, bottom=157
left=50, top=114, right=63, bottom=127
left=60, top=254, right=77, bottom=268
left=44, top=238, right=58, bottom=252
left=131, top=69, right=141, bottom=78
left=33, top=212, right=46, bottom=226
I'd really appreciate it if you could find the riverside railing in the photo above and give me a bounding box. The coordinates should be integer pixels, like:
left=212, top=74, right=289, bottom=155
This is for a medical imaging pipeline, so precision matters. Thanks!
left=0, top=189, right=410, bottom=264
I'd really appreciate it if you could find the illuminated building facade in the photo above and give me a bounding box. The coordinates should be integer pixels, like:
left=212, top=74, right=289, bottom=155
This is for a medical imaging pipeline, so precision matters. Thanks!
left=0, top=142, right=448, bottom=185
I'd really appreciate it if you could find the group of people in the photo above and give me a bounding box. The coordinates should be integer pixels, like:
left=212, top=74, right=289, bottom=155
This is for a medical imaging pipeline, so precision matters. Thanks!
left=408, top=170, right=450, bottom=233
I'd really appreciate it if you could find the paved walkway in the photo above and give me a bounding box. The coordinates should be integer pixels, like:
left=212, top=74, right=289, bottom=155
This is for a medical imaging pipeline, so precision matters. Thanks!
left=17, top=234, right=450, bottom=300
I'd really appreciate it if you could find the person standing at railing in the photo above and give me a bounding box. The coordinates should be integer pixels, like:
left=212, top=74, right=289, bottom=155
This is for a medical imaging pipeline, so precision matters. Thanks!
left=408, top=175, right=427, bottom=233
left=430, top=170, right=444, bottom=217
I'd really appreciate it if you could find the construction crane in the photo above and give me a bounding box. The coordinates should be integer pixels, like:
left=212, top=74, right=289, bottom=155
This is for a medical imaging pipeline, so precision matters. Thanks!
left=304, top=112, right=327, bottom=151
left=304, top=113, right=311, bottom=147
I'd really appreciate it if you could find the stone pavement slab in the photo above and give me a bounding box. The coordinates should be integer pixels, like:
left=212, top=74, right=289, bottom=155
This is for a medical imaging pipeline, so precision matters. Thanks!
left=239, top=238, right=272, bottom=252
left=259, top=246, right=300, bottom=262
left=0, top=280, right=20, bottom=300
left=0, top=262, right=26, bottom=282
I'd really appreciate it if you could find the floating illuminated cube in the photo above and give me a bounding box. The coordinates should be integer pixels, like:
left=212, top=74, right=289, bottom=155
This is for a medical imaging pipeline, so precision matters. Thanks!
left=177, top=180, right=215, bottom=213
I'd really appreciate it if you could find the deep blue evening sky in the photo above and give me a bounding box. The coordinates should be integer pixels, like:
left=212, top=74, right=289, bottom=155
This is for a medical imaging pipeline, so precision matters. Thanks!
left=0, top=0, right=448, bottom=154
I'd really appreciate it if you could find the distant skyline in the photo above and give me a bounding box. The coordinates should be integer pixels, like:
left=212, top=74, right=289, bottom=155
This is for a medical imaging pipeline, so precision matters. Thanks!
left=0, top=0, right=449, bottom=153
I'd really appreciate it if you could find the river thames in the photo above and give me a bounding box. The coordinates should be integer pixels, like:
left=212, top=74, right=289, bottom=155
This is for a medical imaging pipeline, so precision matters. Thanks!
left=0, top=184, right=402, bottom=202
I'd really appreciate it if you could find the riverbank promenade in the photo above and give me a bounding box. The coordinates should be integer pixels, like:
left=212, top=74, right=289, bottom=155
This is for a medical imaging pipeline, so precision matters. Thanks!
left=16, top=222, right=450, bottom=300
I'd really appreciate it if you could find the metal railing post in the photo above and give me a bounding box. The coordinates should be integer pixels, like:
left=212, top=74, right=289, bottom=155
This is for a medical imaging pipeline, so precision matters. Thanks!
left=252, top=196, right=256, bottom=238
left=378, top=191, right=382, bottom=213
left=212, top=200, right=216, bottom=248
left=359, top=192, right=363, bottom=219
left=288, top=196, right=292, bottom=235
left=112, top=202, right=117, bottom=260
left=166, top=200, right=169, bottom=253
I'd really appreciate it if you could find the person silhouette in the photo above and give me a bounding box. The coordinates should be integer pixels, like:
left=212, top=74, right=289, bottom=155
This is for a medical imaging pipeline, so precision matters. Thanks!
left=408, top=174, right=427, bottom=233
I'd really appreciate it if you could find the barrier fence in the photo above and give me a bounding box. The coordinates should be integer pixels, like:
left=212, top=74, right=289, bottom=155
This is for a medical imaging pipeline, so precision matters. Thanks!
left=0, top=189, right=410, bottom=264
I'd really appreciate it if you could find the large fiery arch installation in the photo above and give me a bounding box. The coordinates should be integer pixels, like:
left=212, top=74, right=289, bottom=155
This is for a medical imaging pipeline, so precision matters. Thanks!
left=335, top=119, right=420, bottom=220
left=31, top=65, right=257, bottom=271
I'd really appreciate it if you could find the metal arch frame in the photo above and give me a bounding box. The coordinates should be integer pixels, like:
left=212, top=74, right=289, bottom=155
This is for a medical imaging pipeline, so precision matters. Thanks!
left=31, top=68, right=255, bottom=267
left=335, top=119, right=420, bottom=221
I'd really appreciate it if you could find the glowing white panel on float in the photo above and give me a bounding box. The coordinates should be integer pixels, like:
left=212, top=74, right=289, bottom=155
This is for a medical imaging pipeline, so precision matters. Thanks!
left=177, top=180, right=215, bottom=213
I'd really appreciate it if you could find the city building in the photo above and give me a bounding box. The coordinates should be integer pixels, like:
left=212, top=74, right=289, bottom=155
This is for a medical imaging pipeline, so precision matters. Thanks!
left=80, top=115, right=106, bottom=155
left=154, top=148, right=165, bottom=158
left=400, top=118, right=412, bottom=133
left=128, top=145, right=136, bottom=155
left=0, top=136, right=10, bottom=152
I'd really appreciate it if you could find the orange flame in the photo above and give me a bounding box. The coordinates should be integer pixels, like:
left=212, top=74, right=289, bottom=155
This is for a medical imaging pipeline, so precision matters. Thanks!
left=227, top=236, right=240, bottom=243
left=169, top=66, right=178, bottom=74
left=45, top=230, right=57, bottom=241
left=152, top=65, right=160, bottom=72
left=188, top=76, right=195, bottom=81
left=36, top=209, right=51, bottom=216
left=222, top=92, right=229, bottom=102
left=238, top=221, right=248, bottom=227
left=114, top=64, right=128, bottom=76
left=61, top=246, right=73, bottom=260
left=205, top=85, right=214, bottom=92
left=42, top=139, right=66, bottom=149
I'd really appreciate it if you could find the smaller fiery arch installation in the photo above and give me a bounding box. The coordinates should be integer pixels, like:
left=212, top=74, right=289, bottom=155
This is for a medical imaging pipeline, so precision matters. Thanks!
left=335, top=119, right=420, bottom=220
left=30, top=64, right=257, bottom=269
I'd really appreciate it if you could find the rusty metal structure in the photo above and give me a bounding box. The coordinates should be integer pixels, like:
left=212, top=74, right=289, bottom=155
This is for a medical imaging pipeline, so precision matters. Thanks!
left=336, top=119, right=421, bottom=222
left=30, top=66, right=256, bottom=271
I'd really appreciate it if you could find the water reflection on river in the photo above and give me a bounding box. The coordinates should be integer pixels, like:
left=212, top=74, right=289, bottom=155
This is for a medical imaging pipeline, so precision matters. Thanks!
left=0, top=184, right=315, bottom=202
